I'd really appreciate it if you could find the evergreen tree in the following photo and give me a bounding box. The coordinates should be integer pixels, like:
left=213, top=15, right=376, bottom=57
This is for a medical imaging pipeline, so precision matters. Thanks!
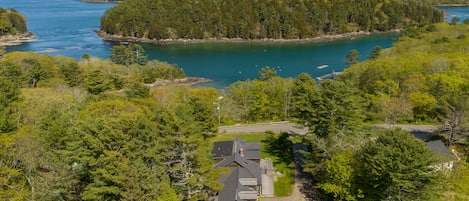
left=368, top=46, right=381, bottom=60
left=355, top=129, right=438, bottom=200
left=345, top=49, right=360, bottom=67
left=110, top=44, right=147, bottom=66
left=84, top=70, right=111, bottom=94
left=258, top=66, right=277, bottom=81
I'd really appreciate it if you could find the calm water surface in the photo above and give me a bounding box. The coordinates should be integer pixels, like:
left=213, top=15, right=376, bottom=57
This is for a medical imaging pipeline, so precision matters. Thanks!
left=2, top=1, right=467, bottom=87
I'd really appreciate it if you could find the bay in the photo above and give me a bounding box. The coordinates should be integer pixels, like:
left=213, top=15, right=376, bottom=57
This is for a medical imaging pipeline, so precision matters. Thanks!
left=2, top=1, right=467, bottom=87
left=439, top=6, right=469, bottom=22
left=142, top=35, right=397, bottom=87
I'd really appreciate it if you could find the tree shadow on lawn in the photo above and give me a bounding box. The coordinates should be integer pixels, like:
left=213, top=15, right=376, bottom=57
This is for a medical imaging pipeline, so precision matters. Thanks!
left=263, top=132, right=294, bottom=167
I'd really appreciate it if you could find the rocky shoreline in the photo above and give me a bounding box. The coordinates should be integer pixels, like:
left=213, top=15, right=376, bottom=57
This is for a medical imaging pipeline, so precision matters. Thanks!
left=435, top=4, right=469, bottom=7
left=145, top=77, right=213, bottom=88
left=96, top=30, right=400, bottom=45
left=0, top=32, right=36, bottom=46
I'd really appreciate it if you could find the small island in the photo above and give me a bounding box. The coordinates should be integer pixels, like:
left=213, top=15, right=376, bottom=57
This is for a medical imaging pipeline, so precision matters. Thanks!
left=98, top=0, right=442, bottom=44
left=0, top=8, right=34, bottom=46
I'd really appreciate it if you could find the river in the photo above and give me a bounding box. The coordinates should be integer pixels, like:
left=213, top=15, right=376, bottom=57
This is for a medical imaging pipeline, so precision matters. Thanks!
left=1, top=1, right=466, bottom=87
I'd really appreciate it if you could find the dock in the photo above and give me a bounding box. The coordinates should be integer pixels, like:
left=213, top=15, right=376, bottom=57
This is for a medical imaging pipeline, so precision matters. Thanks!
left=316, top=71, right=342, bottom=80
left=317, top=64, right=329, bottom=69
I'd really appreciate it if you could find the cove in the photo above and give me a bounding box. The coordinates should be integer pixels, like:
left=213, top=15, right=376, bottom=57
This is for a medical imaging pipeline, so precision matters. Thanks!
left=141, top=34, right=397, bottom=87
left=2, top=1, right=466, bottom=88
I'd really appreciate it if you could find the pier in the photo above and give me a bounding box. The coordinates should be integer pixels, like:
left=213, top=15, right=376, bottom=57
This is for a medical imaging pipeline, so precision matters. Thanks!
left=316, top=71, right=342, bottom=80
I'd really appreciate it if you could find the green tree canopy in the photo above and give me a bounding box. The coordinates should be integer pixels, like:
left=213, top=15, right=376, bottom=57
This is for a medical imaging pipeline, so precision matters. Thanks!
left=110, top=44, right=147, bottom=66
left=355, top=129, right=437, bottom=200
left=0, top=8, right=28, bottom=36
left=100, top=0, right=442, bottom=40
left=258, top=66, right=277, bottom=81
left=345, top=49, right=360, bottom=67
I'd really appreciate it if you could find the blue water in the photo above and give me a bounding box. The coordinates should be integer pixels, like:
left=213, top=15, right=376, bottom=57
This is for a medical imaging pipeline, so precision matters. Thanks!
left=2, top=1, right=467, bottom=87
left=439, top=6, right=469, bottom=22
left=142, top=35, right=397, bottom=87
left=3, top=0, right=116, bottom=58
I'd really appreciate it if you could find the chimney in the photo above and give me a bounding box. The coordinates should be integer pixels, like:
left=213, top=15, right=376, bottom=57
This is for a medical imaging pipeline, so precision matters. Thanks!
left=239, top=148, right=244, bottom=157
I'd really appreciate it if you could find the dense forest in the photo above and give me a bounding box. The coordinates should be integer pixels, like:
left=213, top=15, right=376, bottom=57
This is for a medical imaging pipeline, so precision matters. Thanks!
left=288, top=22, right=469, bottom=200
left=1, top=23, right=469, bottom=200
left=433, top=0, right=469, bottom=4
left=2, top=7, right=469, bottom=200
left=0, top=49, right=222, bottom=200
left=100, top=0, right=443, bottom=40
left=0, top=8, right=27, bottom=36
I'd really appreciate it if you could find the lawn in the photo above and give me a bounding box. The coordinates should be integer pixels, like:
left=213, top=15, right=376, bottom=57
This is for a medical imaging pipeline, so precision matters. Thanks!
left=212, top=132, right=295, bottom=197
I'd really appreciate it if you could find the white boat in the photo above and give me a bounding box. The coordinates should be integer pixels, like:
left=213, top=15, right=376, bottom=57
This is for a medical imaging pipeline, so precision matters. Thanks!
left=317, top=64, right=329, bottom=69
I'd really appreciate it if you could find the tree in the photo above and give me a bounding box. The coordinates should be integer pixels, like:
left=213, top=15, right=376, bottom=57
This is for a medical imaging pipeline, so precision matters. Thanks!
left=344, top=49, right=360, bottom=66
left=59, top=60, right=82, bottom=87
left=373, top=95, right=413, bottom=125
left=22, top=58, right=50, bottom=87
left=292, top=77, right=366, bottom=137
left=81, top=53, right=91, bottom=61
left=183, top=96, right=218, bottom=134
left=368, top=46, right=381, bottom=60
left=0, top=75, right=20, bottom=132
left=110, top=45, right=132, bottom=66
left=355, top=129, right=437, bottom=200
left=130, top=44, right=147, bottom=65
left=409, top=92, right=437, bottom=122
left=84, top=70, right=111, bottom=94
left=110, top=44, right=147, bottom=66
left=257, top=66, right=277, bottom=80
left=0, top=46, right=5, bottom=59
left=290, top=73, right=322, bottom=125
left=125, top=82, right=150, bottom=99
left=0, top=134, right=30, bottom=200
left=318, top=151, right=362, bottom=201
left=439, top=93, right=469, bottom=145
left=156, top=108, right=223, bottom=200
left=464, top=19, right=469, bottom=25
left=450, top=17, right=460, bottom=25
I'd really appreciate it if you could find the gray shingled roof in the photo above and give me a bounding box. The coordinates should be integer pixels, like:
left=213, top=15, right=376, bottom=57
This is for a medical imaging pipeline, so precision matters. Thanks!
left=213, top=137, right=262, bottom=201
left=212, top=141, right=233, bottom=158
left=426, top=140, right=457, bottom=162
left=217, top=167, right=259, bottom=201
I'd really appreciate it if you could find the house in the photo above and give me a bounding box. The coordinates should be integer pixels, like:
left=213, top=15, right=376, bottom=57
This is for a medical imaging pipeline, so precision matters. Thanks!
left=212, top=137, right=262, bottom=201
left=426, top=140, right=457, bottom=171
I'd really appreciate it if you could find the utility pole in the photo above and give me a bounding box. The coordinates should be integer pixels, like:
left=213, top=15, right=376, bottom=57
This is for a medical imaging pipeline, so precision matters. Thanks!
left=217, top=96, right=223, bottom=127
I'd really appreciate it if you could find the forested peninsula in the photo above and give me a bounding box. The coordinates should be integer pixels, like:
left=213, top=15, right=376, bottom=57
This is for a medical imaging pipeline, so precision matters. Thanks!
left=0, top=8, right=34, bottom=46
left=99, top=0, right=443, bottom=43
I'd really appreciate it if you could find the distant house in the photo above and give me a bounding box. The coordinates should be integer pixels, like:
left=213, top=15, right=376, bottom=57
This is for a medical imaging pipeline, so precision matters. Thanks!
left=426, top=140, right=457, bottom=171
left=212, top=137, right=262, bottom=201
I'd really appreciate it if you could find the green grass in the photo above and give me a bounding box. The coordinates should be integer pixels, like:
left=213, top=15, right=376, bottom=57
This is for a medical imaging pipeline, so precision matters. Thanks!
left=212, top=133, right=272, bottom=143
left=213, top=132, right=295, bottom=197
left=273, top=165, right=294, bottom=197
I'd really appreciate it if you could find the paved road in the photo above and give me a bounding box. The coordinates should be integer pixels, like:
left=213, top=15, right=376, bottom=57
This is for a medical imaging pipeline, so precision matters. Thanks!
left=218, top=122, right=308, bottom=135
left=219, top=122, right=437, bottom=140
